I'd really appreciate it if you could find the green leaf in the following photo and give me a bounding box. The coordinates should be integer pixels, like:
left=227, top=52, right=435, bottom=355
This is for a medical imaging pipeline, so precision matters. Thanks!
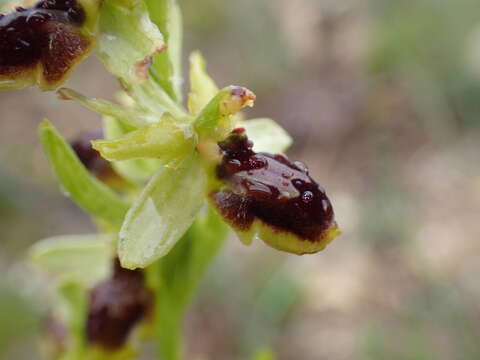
left=188, top=51, right=218, bottom=116
left=29, top=234, right=114, bottom=286
left=93, top=114, right=195, bottom=167
left=243, top=118, right=292, bottom=153
left=103, top=116, right=162, bottom=183
left=119, top=154, right=206, bottom=269
left=145, top=0, right=183, bottom=102
left=97, top=0, right=165, bottom=85
left=194, top=86, right=256, bottom=142
left=39, top=119, right=130, bottom=225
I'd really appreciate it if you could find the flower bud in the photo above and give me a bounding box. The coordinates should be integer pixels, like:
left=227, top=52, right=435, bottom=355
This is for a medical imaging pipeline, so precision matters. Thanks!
left=210, top=129, right=340, bottom=255
left=70, top=131, right=125, bottom=187
left=86, top=258, right=152, bottom=350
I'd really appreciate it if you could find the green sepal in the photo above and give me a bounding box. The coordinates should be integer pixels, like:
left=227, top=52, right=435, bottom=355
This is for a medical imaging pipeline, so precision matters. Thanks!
left=119, top=154, right=206, bottom=269
left=39, top=119, right=130, bottom=225
left=194, top=86, right=256, bottom=142
left=103, top=116, right=162, bottom=184
left=243, top=118, right=292, bottom=153
left=93, top=115, right=195, bottom=167
left=188, top=51, right=218, bottom=116
left=97, top=0, right=165, bottom=85
left=29, top=234, right=114, bottom=287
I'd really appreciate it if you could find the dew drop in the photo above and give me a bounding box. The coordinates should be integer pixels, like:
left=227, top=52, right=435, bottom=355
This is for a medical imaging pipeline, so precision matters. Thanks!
left=302, top=191, right=314, bottom=204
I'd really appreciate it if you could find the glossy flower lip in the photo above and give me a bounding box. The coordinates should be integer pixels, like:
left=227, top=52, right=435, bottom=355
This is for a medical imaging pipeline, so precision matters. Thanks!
left=210, top=129, right=340, bottom=255
left=0, top=0, right=94, bottom=90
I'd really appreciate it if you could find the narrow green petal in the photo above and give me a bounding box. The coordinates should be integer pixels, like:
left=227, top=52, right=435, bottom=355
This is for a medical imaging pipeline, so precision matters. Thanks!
left=39, top=119, right=130, bottom=225
left=97, top=0, right=165, bottom=85
left=119, top=154, right=206, bottom=269
left=243, top=118, right=292, bottom=153
left=93, top=115, right=195, bottom=167
left=145, top=0, right=183, bottom=102
left=103, top=116, right=162, bottom=183
left=29, top=234, right=114, bottom=286
left=194, top=86, right=256, bottom=142
left=188, top=51, right=218, bottom=116
left=58, top=88, right=151, bottom=128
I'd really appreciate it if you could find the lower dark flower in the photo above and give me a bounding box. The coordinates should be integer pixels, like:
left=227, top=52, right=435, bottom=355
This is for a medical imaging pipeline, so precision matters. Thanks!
left=86, top=258, right=152, bottom=350
left=210, top=128, right=340, bottom=254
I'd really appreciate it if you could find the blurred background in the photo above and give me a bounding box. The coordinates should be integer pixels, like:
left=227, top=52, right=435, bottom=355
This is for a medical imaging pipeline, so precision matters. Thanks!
left=1, top=0, right=480, bottom=359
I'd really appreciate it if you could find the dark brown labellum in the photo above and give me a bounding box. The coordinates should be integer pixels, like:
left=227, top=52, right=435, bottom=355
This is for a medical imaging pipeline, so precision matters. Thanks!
left=86, top=258, right=152, bottom=350
left=210, top=129, right=339, bottom=254
left=0, top=0, right=91, bottom=90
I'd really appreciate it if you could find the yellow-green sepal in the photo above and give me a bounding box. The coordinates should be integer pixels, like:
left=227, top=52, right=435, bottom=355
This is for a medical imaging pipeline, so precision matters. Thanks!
left=93, top=114, right=196, bottom=168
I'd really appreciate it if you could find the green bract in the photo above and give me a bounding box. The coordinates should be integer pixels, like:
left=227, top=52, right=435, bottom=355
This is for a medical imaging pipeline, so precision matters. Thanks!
left=97, top=0, right=165, bottom=84
left=144, top=0, right=183, bottom=102
left=39, top=120, right=130, bottom=226
left=119, top=154, right=206, bottom=269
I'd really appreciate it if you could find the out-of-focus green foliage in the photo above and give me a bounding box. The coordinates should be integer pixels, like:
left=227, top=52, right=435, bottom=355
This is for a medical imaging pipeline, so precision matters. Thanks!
left=370, top=0, right=480, bottom=131
left=0, top=284, right=39, bottom=357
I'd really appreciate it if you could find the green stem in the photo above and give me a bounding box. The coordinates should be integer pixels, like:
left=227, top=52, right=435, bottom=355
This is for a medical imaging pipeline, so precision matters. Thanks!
left=155, top=300, right=183, bottom=360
